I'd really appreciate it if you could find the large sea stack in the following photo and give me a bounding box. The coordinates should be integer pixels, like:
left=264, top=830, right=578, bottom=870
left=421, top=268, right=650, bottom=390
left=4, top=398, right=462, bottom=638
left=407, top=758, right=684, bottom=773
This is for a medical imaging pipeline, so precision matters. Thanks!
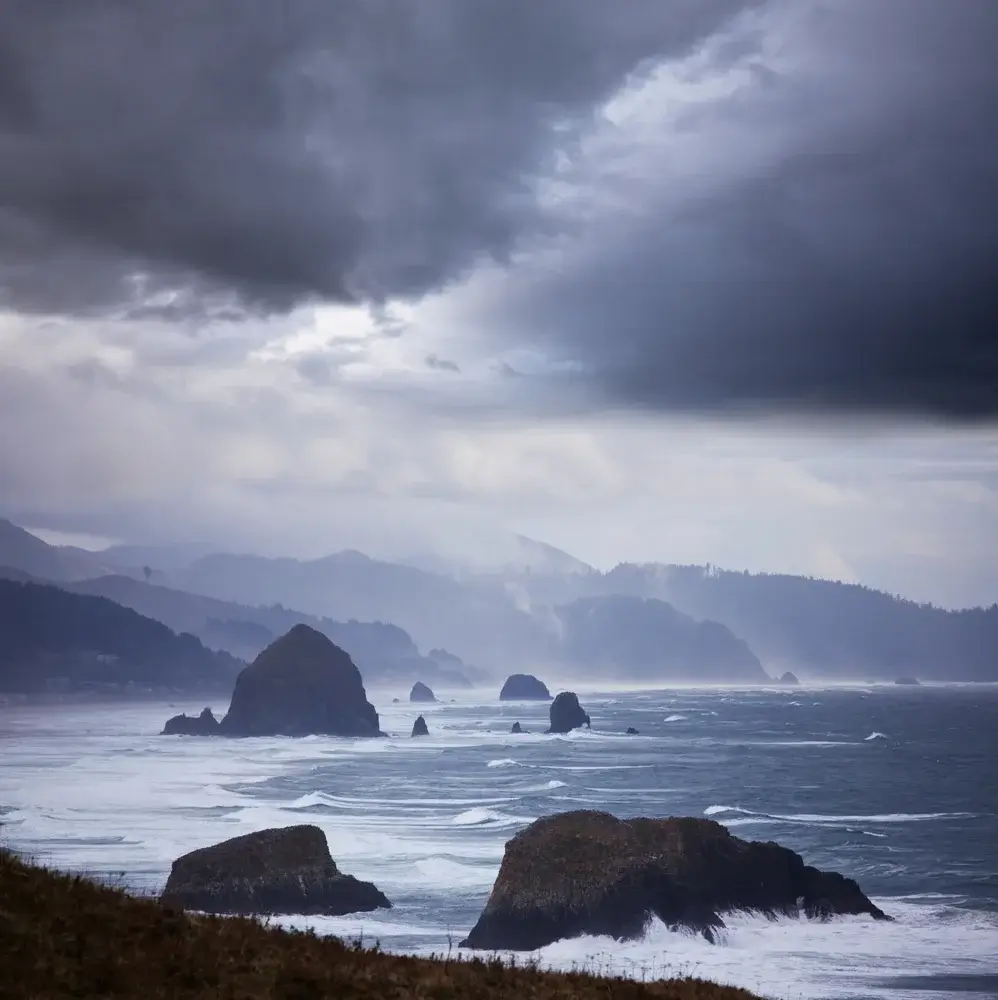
left=499, top=674, right=551, bottom=701
left=461, top=811, right=889, bottom=951
left=160, top=825, right=391, bottom=916
left=548, top=691, right=590, bottom=734
left=210, top=624, right=383, bottom=737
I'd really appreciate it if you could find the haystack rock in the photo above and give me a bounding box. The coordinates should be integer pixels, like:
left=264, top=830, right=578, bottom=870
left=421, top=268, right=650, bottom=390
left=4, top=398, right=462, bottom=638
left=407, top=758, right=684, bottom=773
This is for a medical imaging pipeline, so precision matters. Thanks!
left=499, top=674, right=551, bottom=701
left=161, top=707, right=219, bottom=736
left=548, top=691, right=590, bottom=734
left=210, top=624, right=383, bottom=737
left=461, top=811, right=889, bottom=951
left=411, top=715, right=429, bottom=737
left=410, top=681, right=436, bottom=703
left=160, top=825, right=390, bottom=916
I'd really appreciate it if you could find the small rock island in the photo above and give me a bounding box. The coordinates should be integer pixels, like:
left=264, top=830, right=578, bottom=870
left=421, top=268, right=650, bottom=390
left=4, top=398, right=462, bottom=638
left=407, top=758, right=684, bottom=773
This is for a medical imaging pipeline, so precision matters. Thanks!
left=499, top=674, right=551, bottom=701
left=548, top=691, right=591, bottom=734
left=410, top=681, right=436, bottom=703
left=160, top=825, right=391, bottom=916
left=161, top=624, right=384, bottom=738
left=461, top=810, right=889, bottom=951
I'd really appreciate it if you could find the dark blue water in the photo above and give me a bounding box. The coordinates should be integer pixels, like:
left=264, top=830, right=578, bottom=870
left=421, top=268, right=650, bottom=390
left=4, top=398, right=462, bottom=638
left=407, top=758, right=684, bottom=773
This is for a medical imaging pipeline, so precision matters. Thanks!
left=1, top=684, right=996, bottom=999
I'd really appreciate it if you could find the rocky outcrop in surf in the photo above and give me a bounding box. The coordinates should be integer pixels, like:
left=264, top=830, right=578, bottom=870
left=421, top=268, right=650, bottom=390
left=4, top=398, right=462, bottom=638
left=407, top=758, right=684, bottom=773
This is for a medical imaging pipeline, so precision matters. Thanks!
left=626, top=726, right=639, bottom=735
left=499, top=674, right=551, bottom=701
left=410, top=681, right=436, bottom=703
left=460, top=810, right=890, bottom=952
left=411, top=715, right=429, bottom=737
left=894, top=676, right=921, bottom=686
left=548, top=691, right=590, bottom=734
left=510, top=721, right=523, bottom=734
left=160, top=825, right=391, bottom=916
left=162, top=625, right=383, bottom=738
left=161, top=707, right=219, bottom=736
left=777, top=671, right=800, bottom=685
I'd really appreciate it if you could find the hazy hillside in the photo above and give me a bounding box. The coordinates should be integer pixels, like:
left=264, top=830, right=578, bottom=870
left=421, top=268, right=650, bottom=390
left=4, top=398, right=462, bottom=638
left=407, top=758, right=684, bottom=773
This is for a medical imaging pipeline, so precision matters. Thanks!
left=169, top=550, right=551, bottom=672
left=600, top=564, right=998, bottom=681
left=556, top=595, right=768, bottom=684
left=0, top=579, right=241, bottom=694
left=0, top=519, right=110, bottom=583
left=67, top=575, right=480, bottom=689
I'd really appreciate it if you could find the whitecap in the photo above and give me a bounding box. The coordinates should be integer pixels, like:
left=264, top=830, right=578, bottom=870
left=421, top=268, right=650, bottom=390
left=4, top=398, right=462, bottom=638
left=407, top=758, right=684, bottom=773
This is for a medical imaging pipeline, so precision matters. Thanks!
left=865, top=732, right=889, bottom=741
left=486, top=758, right=517, bottom=769
left=452, top=807, right=506, bottom=826
left=704, top=805, right=975, bottom=825
left=664, top=714, right=687, bottom=723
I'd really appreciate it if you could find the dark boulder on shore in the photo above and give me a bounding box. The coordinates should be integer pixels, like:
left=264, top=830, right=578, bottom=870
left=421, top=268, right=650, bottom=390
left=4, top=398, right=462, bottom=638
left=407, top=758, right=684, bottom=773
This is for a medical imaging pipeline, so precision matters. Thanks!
left=460, top=810, right=890, bottom=952
left=161, top=624, right=384, bottom=738
left=511, top=721, right=523, bottom=734
left=160, top=825, right=391, bottom=917
left=410, top=681, right=436, bottom=703
left=411, top=715, right=429, bottom=737
left=499, top=674, right=551, bottom=701
left=548, top=691, right=590, bottom=734
left=161, top=707, right=219, bottom=736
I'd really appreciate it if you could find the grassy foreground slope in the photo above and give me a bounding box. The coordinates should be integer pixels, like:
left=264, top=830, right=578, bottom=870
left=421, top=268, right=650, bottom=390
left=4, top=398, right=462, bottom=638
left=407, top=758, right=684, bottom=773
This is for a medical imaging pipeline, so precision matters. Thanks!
left=0, top=849, right=762, bottom=1000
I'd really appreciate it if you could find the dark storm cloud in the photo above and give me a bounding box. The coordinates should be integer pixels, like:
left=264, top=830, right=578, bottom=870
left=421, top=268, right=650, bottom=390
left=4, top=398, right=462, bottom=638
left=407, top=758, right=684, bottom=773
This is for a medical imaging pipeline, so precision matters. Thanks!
left=0, top=0, right=750, bottom=317
left=491, top=1, right=998, bottom=419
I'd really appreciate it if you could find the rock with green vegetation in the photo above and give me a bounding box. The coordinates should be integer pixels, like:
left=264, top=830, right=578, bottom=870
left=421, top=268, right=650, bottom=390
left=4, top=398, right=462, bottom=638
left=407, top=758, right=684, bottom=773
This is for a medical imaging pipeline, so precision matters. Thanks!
left=461, top=810, right=890, bottom=951
left=548, top=691, right=590, bottom=734
left=160, top=825, right=390, bottom=916
left=409, top=681, right=436, bottom=702
left=499, top=673, right=551, bottom=700
left=162, top=707, right=219, bottom=736
left=209, top=624, right=383, bottom=737
left=411, top=715, right=429, bottom=737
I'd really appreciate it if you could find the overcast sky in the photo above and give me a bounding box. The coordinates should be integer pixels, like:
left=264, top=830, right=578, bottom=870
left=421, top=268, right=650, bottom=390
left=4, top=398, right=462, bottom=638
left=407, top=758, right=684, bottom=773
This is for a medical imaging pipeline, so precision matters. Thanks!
left=2, top=0, right=997, bottom=607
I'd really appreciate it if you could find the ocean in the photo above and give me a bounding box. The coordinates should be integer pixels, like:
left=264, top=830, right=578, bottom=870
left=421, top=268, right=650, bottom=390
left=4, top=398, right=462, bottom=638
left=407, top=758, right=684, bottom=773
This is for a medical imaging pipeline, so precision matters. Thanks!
left=1, top=684, right=996, bottom=1000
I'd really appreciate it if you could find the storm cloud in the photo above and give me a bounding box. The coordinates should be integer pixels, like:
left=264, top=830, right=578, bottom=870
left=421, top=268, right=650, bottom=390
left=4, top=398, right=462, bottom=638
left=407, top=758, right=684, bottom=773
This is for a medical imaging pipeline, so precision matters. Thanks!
left=0, top=0, right=748, bottom=315
left=0, top=0, right=996, bottom=422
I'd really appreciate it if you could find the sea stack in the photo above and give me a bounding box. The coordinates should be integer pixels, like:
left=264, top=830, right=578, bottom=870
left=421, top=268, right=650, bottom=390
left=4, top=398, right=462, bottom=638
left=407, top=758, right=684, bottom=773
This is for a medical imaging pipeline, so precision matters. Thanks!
left=548, top=692, right=590, bottom=734
left=161, top=706, right=220, bottom=736
left=166, top=624, right=385, bottom=738
left=409, top=681, right=436, bottom=703
left=160, top=825, right=391, bottom=916
left=411, top=715, right=429, bottom=737
left=461, top=811, right=890, bottom=951
left=499, top=674, right=551, bottom=701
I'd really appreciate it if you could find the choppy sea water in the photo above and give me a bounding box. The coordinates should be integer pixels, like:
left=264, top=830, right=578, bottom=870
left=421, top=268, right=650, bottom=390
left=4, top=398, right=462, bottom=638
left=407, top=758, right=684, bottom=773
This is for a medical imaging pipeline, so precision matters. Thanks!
left=1, top=684, right=996, bottom=1000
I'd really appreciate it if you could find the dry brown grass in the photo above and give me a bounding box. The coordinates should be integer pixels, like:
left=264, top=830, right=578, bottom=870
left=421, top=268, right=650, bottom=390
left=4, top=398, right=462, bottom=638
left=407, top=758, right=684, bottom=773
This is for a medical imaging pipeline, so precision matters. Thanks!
left=0, top=848, right=766, bottom=1000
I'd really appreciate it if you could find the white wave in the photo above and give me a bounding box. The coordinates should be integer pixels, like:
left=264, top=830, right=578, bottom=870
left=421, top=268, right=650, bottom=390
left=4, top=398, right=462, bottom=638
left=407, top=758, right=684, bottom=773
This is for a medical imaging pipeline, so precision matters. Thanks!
left=704, top=805, right=975, bottom=825
left=865, top=732, right=889, bottom=741
left=491, top=898, right=998, bottom=1000
left=664, top=714, right=687, bottom=723
left=452, top=807, right=507, bottom=826
left=486, top=758, right=517, bottom=768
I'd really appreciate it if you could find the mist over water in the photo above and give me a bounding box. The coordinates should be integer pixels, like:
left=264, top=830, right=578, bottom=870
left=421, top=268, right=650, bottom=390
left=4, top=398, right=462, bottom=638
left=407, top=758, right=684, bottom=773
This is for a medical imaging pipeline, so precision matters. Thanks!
left=2, top=685, right=996, bottom=1000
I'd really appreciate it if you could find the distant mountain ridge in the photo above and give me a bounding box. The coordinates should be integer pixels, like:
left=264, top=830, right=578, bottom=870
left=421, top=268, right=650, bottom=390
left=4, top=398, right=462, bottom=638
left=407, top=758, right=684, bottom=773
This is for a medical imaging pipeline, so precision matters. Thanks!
left=0, top=578, right=241, bottom=694
left=5, top=516, right=997, bottom=681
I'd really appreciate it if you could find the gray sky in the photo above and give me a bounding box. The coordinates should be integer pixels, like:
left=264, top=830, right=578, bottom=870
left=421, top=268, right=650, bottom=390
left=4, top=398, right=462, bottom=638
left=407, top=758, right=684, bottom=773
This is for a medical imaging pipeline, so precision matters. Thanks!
left=2, top=0, right=997, bottom=607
